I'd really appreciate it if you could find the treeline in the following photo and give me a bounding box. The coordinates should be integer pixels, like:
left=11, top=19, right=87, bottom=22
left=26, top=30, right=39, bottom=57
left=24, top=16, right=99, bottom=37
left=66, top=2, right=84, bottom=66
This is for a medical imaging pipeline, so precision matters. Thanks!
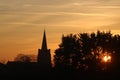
left=1, top=30, right=120, bottom=79
left=54, top=31, right=120, bottom=72
left=1, top=30, right=120, bottom=72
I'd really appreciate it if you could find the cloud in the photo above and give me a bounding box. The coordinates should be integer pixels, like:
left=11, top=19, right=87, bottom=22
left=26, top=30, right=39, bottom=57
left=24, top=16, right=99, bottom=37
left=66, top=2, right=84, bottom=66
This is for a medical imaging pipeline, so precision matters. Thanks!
left=0, top=0, right=119, bottom=18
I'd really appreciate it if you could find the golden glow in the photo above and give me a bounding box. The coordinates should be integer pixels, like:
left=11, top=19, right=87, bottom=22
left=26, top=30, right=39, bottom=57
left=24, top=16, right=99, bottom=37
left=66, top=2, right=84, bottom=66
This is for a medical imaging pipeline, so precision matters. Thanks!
left=108, top=56, right=111, bottom=60
left=102, top=53, right=111, bottom=63
left=103, top=56, right=107, bottom=62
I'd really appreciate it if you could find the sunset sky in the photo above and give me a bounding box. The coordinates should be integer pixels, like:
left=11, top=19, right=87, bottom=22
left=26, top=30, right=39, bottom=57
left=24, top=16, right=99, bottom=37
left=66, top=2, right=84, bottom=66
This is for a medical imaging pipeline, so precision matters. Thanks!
left=0, top=0, right=120, bottom=62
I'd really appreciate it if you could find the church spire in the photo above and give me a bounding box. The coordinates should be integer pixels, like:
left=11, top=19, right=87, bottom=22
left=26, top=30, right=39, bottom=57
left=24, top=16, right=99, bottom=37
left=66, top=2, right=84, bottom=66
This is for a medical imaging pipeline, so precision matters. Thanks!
left=38, top=29, right=51, bottom=67
left=41, top=29, right=47, bottom=51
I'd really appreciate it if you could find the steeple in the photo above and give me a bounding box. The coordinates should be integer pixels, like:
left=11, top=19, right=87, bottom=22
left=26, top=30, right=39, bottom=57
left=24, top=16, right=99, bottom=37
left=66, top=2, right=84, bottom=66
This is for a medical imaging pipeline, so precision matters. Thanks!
left=41, top=30, right=47, bottom=51
left=37, top=29, right=51, bottom=67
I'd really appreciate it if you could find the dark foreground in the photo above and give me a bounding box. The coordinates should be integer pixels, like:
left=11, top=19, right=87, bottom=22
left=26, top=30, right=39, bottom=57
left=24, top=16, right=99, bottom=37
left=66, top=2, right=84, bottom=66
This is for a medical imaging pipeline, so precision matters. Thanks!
left=0, top=63, right=120, bottom=80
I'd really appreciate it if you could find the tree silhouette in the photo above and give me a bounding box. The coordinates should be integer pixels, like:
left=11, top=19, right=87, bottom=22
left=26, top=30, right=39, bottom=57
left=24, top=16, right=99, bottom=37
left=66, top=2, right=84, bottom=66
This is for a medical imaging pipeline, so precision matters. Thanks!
left=110, top=34, right=120, bottom=69
left=54, top=34, right=82, bottom=70
left=14, top=54, right=37, bottom=62
left=14, top=54, right=32, bottom=62
left=78, top=31, right=113, bottom=71
left=54, top=31, right=120, bottom=72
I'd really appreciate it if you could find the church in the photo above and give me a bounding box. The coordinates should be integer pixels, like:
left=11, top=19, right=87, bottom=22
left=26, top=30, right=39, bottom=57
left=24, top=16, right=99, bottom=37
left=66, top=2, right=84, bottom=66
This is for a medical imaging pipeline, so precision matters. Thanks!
left=7, top=30, right=52, bottom=68
left=5, top=30, right=52, bottom=77
left=37, top=30, right=51, bottom=67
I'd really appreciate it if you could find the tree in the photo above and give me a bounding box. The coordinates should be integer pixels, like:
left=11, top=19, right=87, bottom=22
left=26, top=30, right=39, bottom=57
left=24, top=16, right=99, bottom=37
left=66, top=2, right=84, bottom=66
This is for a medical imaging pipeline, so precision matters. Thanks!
left=78, top=31, right=113, bottom=71
left=14, top=54, right=37, bottom=62
left=54, top=31, right=117, bottom=71
left=54, top=34, right=82, bottom=70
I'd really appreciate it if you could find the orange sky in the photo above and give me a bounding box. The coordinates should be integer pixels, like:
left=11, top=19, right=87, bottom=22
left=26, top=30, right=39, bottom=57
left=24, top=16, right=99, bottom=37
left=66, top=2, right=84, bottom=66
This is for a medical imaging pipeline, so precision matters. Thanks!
left=0, top=0, right=120, bottom=62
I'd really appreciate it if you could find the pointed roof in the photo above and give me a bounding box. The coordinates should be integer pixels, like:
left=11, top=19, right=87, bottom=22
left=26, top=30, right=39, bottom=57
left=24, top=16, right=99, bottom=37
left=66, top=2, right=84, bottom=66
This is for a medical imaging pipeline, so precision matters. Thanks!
left=41, top=30, right=48, bottom=51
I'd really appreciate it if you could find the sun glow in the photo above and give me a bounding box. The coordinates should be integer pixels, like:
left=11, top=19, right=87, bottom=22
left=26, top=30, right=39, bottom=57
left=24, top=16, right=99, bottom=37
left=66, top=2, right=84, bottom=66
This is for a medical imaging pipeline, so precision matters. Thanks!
left=101, top=53, right=111, bottom=63
left=103, top=55, right=111, bottom=62
left=103, top=56, right=107, bottom=62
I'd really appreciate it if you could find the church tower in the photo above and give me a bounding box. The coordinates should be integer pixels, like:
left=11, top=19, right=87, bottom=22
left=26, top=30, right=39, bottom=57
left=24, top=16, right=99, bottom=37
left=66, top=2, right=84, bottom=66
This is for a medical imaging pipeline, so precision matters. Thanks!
left=37, top=30, right=51, bottom=67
